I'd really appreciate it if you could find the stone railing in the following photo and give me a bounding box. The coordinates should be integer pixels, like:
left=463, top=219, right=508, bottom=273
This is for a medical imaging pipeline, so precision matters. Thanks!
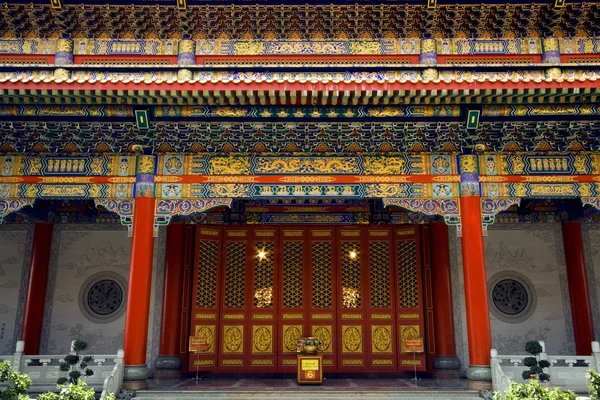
left=491, top=341, right=600, bottom=395
left=2, top=341, right=124, bottom=396
left=100, top=349, right=124, bottom=400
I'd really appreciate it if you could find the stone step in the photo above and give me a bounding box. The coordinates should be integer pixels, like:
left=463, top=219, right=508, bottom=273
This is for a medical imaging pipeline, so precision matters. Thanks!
left=134, top=390, right=483, bottom=400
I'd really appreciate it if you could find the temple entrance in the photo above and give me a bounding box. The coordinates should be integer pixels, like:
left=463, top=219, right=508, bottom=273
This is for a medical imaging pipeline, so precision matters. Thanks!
left=189, top=225, right=429, bottom=373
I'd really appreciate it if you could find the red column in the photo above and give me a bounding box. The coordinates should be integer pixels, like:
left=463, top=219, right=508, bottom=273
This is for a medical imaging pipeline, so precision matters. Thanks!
left=122, top=155, right=156, bottom=388
left=458, top=155, right=492, bottom=385
left=429, top=221, right=459, bottom=370
left=156, top=223, right=185, bottom=370
left=562, top=221, right=594, bottom=355
left=22, top=223, right=54, bottom=355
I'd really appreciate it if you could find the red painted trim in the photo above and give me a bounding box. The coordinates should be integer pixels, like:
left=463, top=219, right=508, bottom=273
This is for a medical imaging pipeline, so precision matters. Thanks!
left=123, top=196, right=156, bottom=367
left=158, top=174, right=457, bottom=184
left=1, top=80, right=599, bottom=92
left=437, top=54, right=542, bottom=64
left=562, top=221, right=594, bottom=355
left=159, top=223, right=186, bottom=357
left=0, top=177, right=135, bottom=184
left=0, top=54, right=54, bottom=63
left=5, top=174, right=600, bottom=185
left=22, top=223, right=54, bottom=355
left=561, top=54, right=600, bottom=63
left=459, top=196, right=492, bottom=367
left=196, top=54, right=420, bottom=65
left=73, top=55, right=178, bottom=65
left=429, top=222, right=457, bottom=359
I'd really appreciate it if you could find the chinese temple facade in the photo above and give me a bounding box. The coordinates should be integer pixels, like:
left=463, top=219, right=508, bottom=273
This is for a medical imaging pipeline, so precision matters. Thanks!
left=1, top=0, right=600, bottom=391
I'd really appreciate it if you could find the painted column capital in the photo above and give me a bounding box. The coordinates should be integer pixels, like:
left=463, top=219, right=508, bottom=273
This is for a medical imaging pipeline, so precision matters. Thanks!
left=135, top=155, right=156, bottom=198
left=458, top=155, right=480, bottom=197
left=420, top=38, right=437, bottom=64
left=55, top=39, right=74, bottom=66
left=541, top=37, right=560, bottom=63
left=178, top=39, right=196, bottom=67
left=541, top=36, right=561, bottom=79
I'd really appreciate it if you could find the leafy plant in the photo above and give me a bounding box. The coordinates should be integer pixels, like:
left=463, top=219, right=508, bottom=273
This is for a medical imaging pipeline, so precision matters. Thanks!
left=0, top=361, right=32, bottom=399
left=589, top=369, right=600, bottom=400
left=37, top=380, right=115, bottom=400
left=57, top=341, right=94, bottom=385
left=492, top=379, right=577, bottom=400
left=521, top=341, right=550, bottom=381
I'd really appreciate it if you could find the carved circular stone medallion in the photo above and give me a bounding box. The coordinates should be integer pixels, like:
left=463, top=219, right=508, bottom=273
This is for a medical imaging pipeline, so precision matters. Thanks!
left=79, top=272, right=127, bottom=324
left=488, top=272, right=537, bottom=324
left=88, top=280, right=123, bottom=315
left=492, top=279, right=528, bottom=315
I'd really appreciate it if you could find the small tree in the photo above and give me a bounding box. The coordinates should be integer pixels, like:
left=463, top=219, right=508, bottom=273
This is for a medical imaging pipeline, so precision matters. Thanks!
left=521, top=341, right=550, bottom=381
left=58, top=340, right=94, bottom=385
left=0, top=361, right=31, bottom=399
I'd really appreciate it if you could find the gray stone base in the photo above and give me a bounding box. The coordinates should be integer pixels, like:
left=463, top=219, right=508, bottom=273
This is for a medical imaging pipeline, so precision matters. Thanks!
left=124, top=364, right=149, bottom=381
left=466, top=365, right=492, bottom=382
left=155, top=355, right=182, bottom=370
left=433, top=355, right=461, bottom=370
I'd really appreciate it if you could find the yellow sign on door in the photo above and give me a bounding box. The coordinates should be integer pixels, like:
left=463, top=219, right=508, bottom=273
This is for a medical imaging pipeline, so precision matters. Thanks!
left=301, top=359, right=319, bottom=370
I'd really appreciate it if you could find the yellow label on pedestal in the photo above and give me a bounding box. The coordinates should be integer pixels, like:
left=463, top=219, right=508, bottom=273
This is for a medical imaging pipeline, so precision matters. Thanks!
left=301, top=359, right=319, bottom=370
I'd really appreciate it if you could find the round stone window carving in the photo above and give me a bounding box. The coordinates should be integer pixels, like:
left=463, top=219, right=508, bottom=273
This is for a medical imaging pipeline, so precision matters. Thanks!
left=79, top=272, right=127, bottom=324
left=488, top=272, right=537, bottom=324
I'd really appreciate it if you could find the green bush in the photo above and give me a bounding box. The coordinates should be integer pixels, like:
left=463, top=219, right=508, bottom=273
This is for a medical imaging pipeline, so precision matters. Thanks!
left=0, top=361, right=32, bottom=399
left=492, top=379, right=577, bottom=400
left=37, top=380, right=115, bottom=400
left=589, top=369, right=600, bottom=400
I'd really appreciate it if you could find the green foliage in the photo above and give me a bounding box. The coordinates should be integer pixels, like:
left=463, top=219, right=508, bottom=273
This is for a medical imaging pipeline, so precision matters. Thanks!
left=58, top=341, right=94, bottom=385
left=525, top=341, right=543, bottom=355
left=589, top=369, right=600, bottom=400
left=493, top=379, right=577, bottom=400
left=0, top=361, right=32, bottom=399
left=522, top=341, right=549, bottom=381
left=37, top=380, right=97, bottom=400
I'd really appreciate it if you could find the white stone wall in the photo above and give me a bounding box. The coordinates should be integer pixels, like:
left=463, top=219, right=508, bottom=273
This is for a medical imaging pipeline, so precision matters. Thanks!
left=0, top=225, right=33, bottom=355
left=39, top=224, right=166, bottom=370
left=450, top=224, right=574, bottom=375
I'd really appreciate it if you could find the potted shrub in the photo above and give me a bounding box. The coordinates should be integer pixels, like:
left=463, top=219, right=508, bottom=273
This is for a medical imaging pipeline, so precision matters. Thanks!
left=521, top=341, right=550, bottom=382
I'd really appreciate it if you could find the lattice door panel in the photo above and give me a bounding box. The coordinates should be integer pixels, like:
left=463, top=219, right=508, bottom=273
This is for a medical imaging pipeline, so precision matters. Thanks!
left=309, top=228, right=337, bottom=370
left=249, top=230, right=278, bottom=370
left=219, top=229, right=250, bottom=370
left=337, top=229, right=365, bottom=370
left=189, top=227, right=223, bottom=371
left=279, top=229, right=307, bottom=370
left=364, top=229, right=397, bottom=371
left=395, top=227, right=426, bottom=371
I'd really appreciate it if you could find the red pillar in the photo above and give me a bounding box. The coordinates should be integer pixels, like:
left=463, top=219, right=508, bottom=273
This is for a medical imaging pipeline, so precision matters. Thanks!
left=122, top=155, right=156, bottom=388
left=562, top=221, right=594, bottom=355
left=156, top=223, right=185, bottom=371
left=22, top=223, right=53, bottom=355
left=429, top=221, right=459, bottom=371
left=458, top=155, right=492, bottom=386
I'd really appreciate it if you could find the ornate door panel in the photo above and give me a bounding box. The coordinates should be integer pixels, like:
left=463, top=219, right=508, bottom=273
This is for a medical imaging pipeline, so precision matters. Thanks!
left=337, top=228, right=365, bottom=370
left=249, top=228, right=278, bottom=370
left=395, top=227, right=427, bottom=371
left=365, top=228, right=397, bottom=370
left=279, top=228, right=308, bottom=371
left=218, top=228, right=279, bottom=371
left=219, top=229, right=249, bottom=370
left=189, top=227, right=222, bottom=371
left=309, top=228, right=337, bottom=370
